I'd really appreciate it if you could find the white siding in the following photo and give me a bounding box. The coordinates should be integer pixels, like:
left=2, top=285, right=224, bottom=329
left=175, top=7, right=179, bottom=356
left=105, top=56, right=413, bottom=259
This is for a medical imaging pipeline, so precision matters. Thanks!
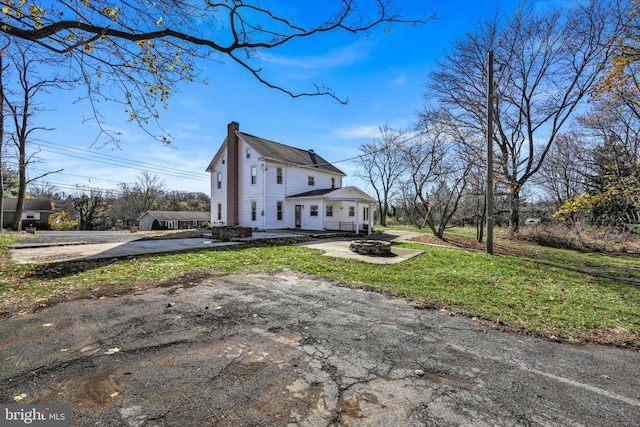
left=263, top=162, right=288, bottom=229
left=237, top=139, right=264, bottom=227
left=209, top=146, right=228, bottom=226
left=209, top=136, right=349, bottom=231
left=138, top=214, right=155, bottom=231
left=285, top=167, right=339, bottom=196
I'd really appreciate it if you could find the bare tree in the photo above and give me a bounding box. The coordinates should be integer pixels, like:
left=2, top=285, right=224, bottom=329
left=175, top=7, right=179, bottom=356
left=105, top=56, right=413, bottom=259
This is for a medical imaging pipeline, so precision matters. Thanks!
left=0, top=1, right=432, bottom=144
left=72, top=191, right=110, bottom=231
left=28, top=180, right=59, bottom=199
left=425, top=0, right=618, bottom=232
left=408, top=109, right=472, bottom=237
left=1, top=44, right=71, bottom=230
left=115, top=171, right=167, bottom=226
left=0, top=40, right=8, bottom=230
left=355, top=124, right=408, bottom=226
left=533, top=132, right=587, bottom=212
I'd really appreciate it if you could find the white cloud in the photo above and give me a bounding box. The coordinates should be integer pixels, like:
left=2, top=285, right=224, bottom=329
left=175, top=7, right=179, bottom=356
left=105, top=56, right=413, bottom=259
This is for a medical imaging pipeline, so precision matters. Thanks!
left=330, top=124, right=381, bottom=140
left=262, top=40, right=374, bottom=71
left=392, top=74, right=406, bottom=86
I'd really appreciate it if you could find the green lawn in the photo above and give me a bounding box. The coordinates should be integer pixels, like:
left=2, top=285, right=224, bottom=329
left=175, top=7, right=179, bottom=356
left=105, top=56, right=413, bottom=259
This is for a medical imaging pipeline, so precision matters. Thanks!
left=1, top=230, right=638, bottom=347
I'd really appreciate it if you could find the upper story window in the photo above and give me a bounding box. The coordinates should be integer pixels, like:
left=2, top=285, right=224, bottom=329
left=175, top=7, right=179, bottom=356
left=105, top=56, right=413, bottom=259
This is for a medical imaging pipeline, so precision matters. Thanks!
left=222, top=155, right=226, bottom=165
left=217, top=173, right=222, bottom=189
left=251, top=166, right=257, bottom=184
left=331, top=177, right=335, bottom=189
left=276, top=168, right=283, bottom=184
left=246, top=148, right=251, bottom=159
left=308, top=176, right=315, bottom=186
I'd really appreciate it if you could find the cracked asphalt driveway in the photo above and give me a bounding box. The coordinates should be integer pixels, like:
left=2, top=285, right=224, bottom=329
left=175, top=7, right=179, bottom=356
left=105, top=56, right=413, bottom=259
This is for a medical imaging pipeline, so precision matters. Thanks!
left=1, top=273, right=639, bottom=426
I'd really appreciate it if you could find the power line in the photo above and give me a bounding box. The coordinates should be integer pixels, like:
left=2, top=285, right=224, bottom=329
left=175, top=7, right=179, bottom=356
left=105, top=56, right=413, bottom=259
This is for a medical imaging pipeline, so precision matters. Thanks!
left=31, top=138, right=208, bottom=181
left=295, top=129, right=430, bottom=169
left=33, top=180, right=209, bottom=198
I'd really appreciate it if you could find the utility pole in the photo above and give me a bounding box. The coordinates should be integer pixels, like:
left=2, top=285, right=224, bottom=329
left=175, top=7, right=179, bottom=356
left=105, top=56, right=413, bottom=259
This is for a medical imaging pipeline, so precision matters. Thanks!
left=486, top=50, right=494, bottom=255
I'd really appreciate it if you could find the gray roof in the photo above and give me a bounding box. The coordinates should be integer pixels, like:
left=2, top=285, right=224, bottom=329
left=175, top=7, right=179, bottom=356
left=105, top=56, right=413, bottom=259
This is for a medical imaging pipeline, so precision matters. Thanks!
left=238, top=132, right=345, bottom=176
left=2, top=198, right=53, bottom=212
left=206, top=130, right=346, bottom=176
left=286, top=189, right=337, bottom=198
left=138, top=211, right=210, bottom=221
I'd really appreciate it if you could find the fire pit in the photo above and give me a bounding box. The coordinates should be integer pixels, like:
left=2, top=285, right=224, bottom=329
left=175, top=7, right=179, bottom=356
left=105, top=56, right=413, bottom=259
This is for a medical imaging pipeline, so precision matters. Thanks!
left=349, top=240, right=394, bottom=256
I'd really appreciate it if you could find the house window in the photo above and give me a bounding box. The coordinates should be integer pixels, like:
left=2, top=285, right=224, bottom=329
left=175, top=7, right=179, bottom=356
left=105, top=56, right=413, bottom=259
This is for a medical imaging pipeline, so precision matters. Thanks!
left=308, top=176, right=315, bottom=186
left=326, top=205, right=333, bottom=217
left=277, top=201, right=283, bottom=221
left=348, top=206, right=355, bottom=217
left=251, top=201, right=257, bottom=221
left=276, top=167, right=282, bottom=184
left=251, top=166, right=257, bottom=184
left=246, top=148, right=251, bottom=158
left=310, top=205, right=318, bottom=217
left=217, top=173, right=222, bottom=189
left=222, top=155, right=226, bottom=165
left=217, top=203, right=222, bottom=221
left=331, top=177, right=335, bottom=189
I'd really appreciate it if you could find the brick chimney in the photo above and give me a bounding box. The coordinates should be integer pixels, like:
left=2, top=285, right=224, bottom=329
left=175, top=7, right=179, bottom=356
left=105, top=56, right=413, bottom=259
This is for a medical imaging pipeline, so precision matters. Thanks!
left=226, top=121, right=240, bottom=225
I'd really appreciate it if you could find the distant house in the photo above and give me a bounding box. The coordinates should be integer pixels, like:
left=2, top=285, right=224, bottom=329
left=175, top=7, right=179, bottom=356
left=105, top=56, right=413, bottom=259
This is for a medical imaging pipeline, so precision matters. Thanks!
left=206, top=121, right=375, bottom=234
left=137, top=211, right=210, bottom=231
left=2, top=198, right=53, bottom=229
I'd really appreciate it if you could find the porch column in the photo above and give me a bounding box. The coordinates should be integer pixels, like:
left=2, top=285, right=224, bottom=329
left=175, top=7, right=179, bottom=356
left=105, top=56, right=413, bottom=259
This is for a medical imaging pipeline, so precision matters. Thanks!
left=355, top=201, right=360, bottom=235
left=368, top=203, right=373, bottom=235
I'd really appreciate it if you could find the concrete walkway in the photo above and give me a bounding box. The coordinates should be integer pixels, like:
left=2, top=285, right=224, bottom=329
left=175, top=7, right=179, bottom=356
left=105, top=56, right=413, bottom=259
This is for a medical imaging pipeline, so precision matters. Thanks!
left=8, top=230, right=423, bottom=264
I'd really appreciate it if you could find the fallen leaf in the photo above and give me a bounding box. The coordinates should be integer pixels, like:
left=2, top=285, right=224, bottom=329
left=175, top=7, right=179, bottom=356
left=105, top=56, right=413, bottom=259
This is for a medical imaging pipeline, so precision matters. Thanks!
left=415, top=369, right=425, bottom=376
left=104, top=348, right=121, bottom=355
left=174, top=315, right=182, bottom=320
left=42, top=323, right=54, bottom=327
left=13, top=393, right=27, bottom=401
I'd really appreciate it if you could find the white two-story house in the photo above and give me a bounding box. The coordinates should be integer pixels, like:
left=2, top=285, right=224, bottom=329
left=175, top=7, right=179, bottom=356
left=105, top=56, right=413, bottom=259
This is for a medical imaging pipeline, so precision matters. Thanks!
left=206, top=121, right=375, bottom=234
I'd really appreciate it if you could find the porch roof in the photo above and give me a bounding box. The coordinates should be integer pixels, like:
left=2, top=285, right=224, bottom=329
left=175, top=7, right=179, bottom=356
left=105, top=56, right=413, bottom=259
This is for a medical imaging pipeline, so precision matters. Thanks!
left=286, top=187, right=375, bottom=203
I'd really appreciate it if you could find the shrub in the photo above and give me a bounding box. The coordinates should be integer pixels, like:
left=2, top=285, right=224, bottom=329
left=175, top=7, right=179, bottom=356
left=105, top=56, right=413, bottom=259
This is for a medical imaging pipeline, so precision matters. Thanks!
left=518, top=223, right=639, bottom=254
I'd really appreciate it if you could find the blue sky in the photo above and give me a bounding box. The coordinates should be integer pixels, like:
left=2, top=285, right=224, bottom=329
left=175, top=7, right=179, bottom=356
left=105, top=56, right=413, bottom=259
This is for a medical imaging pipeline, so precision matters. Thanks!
left=16, top=0, right=538, bottom=197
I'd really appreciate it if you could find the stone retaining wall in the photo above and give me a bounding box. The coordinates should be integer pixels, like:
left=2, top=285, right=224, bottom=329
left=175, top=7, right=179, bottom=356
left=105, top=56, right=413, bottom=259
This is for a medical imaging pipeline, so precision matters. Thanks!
left=210, top=226, right=253, bottom=241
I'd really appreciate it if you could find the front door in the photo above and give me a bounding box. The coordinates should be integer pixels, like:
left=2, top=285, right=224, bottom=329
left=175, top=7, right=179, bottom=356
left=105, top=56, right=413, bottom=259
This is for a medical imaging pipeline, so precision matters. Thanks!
left=295, top=205, right=302, bottom=228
